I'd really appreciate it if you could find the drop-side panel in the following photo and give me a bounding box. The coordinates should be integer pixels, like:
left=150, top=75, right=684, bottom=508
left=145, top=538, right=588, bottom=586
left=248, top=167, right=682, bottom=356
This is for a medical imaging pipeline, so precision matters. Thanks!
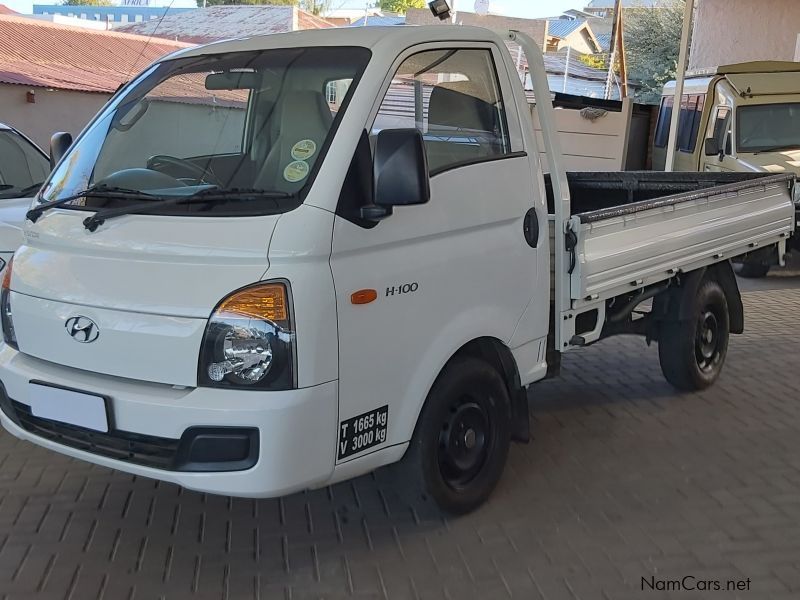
left=571, top=176, right=795, bottom=302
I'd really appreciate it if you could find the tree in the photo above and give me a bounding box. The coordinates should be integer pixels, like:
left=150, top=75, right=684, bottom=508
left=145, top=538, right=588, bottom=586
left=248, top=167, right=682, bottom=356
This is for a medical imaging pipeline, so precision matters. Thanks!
left=380, top=0, right=425, bottom=15
left=198, top=0, right=296, bottom=7
left=624, top=0, right=685, bottom=104
left=62, top=0, right=113, bottom=5
left=300, top=0, right=332, bottom=15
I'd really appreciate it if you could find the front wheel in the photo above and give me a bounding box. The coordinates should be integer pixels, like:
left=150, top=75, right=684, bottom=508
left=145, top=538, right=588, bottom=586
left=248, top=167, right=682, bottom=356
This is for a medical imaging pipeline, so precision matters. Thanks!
left=658, top=279, right=730, bottom=391
left=394, top=356, right=512, bottom=514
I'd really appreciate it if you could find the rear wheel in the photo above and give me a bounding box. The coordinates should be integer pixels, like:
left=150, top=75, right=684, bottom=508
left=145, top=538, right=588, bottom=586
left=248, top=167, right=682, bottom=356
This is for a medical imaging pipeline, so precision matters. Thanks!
left=738, top=261, right=770, bottom=278
left=394, top=356, right=511, bottom=514
left=658, top=279, right=730, bottom=391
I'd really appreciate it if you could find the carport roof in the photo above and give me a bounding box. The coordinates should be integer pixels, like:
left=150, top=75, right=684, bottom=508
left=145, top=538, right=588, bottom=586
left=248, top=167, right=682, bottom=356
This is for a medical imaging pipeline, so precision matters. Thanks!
left=0, top=14, right=190, bottom=93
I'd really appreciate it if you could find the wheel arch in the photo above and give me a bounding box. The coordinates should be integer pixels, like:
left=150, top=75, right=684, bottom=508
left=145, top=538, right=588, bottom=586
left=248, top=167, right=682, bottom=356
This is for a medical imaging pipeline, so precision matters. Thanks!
left=652, top=262, right=743, bottom=335
left=420, top=337, right=530, bottom=444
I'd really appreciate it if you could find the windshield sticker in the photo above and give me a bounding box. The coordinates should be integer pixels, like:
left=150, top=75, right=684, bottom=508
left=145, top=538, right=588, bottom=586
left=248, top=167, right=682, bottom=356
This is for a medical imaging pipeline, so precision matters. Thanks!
left=291, top=139, right=317, bottom=161
left=284, top=160, right=310, bottom=183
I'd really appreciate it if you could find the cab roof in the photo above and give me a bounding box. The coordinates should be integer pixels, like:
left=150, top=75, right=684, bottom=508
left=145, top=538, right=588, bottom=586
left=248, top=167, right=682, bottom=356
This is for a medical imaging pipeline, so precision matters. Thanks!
left=169, top=25, right=508, bottom=61
left=688, top=61, right=800, bottom=77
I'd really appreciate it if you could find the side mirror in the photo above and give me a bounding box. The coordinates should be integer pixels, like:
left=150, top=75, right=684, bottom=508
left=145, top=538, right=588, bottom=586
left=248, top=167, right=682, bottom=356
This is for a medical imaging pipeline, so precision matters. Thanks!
left=49, top=132, right=73, bottom=171
left=704, top=137, right=721, bottom=157
left=360, top=129, right=430, bottom=221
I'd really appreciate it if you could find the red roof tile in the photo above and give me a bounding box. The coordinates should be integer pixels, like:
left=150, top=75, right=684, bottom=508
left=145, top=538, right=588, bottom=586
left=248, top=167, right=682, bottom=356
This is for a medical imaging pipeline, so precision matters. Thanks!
left=0, top=14, right=190, bottom=93
left=0, top=4, right=18, bottom=15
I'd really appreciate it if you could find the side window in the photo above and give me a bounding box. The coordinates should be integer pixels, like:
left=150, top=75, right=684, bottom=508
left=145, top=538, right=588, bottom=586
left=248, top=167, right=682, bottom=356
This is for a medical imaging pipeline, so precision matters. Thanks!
left=654, top=95, right=673, bottom=148
left=373, top=48, right=512, bottom=175
left=677, top=94, right=705, bottom=152
left=0, top=132, right=49, bottom=192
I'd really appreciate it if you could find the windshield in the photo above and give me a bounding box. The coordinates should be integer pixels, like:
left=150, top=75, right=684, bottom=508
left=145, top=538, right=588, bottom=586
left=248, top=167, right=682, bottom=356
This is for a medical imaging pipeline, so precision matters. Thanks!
left=0, top=129, right=49, bottom=199
left=737, top=103, right=800, bottom=153
left=38, top=46, right=371, bottom=215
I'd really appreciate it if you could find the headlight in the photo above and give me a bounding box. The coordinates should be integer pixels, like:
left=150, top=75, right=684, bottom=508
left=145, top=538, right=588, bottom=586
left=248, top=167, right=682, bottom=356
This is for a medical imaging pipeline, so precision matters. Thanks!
left=1, top=257, right=17, bottom=350
left=198, top=281, right=295, bottom=390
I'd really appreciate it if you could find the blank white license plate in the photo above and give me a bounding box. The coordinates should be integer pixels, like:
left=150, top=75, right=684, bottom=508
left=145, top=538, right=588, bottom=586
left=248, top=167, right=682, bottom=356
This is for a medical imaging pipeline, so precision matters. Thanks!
left=28, top=383, right=109, bottom=433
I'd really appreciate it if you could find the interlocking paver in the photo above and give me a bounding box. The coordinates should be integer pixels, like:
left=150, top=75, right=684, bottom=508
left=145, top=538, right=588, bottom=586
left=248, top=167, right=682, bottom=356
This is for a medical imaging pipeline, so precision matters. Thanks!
left=1, top=271, right=799, bottom=599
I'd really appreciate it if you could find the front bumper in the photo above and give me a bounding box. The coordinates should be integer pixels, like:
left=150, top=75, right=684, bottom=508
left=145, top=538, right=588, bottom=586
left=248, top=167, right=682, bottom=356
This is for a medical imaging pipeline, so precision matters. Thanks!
left=0, top=346, right=338, bottom=497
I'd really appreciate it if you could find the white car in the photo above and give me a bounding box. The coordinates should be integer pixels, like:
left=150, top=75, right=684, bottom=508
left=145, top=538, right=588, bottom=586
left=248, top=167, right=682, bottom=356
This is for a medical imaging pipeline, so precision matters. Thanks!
left=0, top=123, right=49, bottom=270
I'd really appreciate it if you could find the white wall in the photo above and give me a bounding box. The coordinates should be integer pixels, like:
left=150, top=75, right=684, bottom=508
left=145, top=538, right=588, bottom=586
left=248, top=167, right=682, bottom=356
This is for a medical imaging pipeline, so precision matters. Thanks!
left=0, top=85, right=110, bottom=151
left=690, top=0, right=800, bottom=70
left=532, top=99, right=635, bottom=172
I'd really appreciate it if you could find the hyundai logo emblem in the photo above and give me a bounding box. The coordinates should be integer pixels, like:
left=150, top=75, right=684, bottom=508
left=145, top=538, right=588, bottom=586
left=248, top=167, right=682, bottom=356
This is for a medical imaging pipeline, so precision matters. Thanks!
left=65, top=316, right=100, bottom=343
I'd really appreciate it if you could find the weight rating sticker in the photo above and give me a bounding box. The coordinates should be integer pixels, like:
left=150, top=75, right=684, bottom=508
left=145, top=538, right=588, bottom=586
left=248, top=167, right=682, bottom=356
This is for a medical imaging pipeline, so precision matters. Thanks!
left=337, top=405, right=388, bottom=460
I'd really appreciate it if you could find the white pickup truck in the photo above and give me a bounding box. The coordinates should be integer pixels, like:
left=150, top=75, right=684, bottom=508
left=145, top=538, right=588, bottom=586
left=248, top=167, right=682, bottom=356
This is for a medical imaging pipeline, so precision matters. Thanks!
left=0, top=25, right=795, bottom=513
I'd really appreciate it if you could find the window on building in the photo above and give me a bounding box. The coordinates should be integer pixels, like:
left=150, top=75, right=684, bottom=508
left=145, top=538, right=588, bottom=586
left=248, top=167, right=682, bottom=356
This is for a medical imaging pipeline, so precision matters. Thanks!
left=372, top=48, right=512, bottom=175
left=134, top=14, right=143, bottom=22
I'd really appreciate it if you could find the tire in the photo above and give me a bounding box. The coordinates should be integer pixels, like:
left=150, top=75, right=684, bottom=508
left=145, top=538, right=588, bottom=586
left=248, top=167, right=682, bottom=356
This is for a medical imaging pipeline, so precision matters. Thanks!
left=658, top=278, right=730, bottom=391
left=737, top=261, right=770, bottom=278
left=393, top=356, right=512, bottom=515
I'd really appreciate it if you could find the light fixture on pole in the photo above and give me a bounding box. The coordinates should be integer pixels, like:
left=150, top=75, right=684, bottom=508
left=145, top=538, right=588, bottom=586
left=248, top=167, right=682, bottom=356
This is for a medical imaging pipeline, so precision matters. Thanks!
left=428, top=0, right=452, bottom=21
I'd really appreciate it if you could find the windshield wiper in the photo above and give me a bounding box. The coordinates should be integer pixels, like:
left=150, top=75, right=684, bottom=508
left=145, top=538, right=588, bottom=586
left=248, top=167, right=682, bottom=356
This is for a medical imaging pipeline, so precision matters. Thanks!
left=26, top=185, right=161, bottom=223
left=82, top=188, right=292, bottom=232
left=753, top=144, right=800, bottom=155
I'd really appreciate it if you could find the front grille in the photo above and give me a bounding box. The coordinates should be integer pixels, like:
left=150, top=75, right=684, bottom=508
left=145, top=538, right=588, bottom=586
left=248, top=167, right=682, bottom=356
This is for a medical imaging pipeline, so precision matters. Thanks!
left=10, top=400, right=180, bottom=470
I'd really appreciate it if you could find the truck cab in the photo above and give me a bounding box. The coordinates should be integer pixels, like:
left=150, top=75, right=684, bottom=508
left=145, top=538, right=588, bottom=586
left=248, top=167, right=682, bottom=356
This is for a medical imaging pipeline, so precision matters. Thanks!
left=653, top=62, right=800, bottom=175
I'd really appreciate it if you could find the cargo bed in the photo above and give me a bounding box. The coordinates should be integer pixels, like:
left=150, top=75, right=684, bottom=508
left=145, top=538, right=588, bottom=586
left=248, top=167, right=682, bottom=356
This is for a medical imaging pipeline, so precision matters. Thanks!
left=545, top=172, right=796, bottom=304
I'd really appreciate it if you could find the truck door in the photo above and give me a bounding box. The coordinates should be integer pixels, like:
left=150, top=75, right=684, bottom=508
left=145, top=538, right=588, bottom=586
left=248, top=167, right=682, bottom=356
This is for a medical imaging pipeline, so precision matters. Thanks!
left=329, top=44, right=545, bottom=464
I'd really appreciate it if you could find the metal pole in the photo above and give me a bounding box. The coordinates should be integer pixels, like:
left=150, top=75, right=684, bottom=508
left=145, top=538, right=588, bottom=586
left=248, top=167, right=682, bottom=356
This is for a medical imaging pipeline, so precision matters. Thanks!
left=664, top=0, right=695, bottom=172
left=617, top=6, right=628, bottom=98
left=604, top=0, right=622, bottom=99
left=562, top=45, right=571, bottom=93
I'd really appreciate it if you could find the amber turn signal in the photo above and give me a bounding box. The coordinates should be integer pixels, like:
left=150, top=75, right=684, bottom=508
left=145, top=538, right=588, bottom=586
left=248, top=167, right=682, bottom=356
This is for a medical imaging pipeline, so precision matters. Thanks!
left=217, top=283, right=288, bottom=323
left=1, top=257, right=12, bottom=291
left=351, top=289, right=378, bottom=305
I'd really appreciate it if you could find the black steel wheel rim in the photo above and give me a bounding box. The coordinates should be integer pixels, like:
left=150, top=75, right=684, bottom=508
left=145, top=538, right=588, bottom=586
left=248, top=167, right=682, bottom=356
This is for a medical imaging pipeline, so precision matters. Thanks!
left=695, top=308, right=722, bottom=372
left=437, top=395, right=496, bottom=490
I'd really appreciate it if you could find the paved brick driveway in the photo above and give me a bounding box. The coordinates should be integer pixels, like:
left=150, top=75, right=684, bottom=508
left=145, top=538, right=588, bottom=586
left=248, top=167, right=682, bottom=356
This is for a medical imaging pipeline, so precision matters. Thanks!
left=1, top=269, right=799, bottom=600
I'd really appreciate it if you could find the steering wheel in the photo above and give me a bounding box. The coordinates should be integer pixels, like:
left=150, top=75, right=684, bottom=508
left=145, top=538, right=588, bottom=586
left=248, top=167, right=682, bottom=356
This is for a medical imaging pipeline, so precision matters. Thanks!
left=146, top=155, right=222, bottom=187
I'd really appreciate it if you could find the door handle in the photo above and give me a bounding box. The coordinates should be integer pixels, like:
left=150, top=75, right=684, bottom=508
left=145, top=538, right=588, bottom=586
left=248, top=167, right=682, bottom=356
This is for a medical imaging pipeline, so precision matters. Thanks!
left=523, top=208, right=539, bottom=248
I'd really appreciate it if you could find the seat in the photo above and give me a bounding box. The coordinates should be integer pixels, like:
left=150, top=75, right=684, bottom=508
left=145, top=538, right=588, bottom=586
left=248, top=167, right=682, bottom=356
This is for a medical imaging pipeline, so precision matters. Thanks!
left=254, top=90, right=333, bottom=193
left=426, top=81, right=503, bottom=171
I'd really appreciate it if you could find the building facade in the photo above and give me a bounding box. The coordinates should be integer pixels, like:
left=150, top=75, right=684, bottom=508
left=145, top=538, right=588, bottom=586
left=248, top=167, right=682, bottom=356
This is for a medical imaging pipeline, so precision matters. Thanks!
left=689, top=0, right=800, bottom=70
left=0, top=14, right=187, bottom=148
left=32, top=4, right=193, bottom=26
